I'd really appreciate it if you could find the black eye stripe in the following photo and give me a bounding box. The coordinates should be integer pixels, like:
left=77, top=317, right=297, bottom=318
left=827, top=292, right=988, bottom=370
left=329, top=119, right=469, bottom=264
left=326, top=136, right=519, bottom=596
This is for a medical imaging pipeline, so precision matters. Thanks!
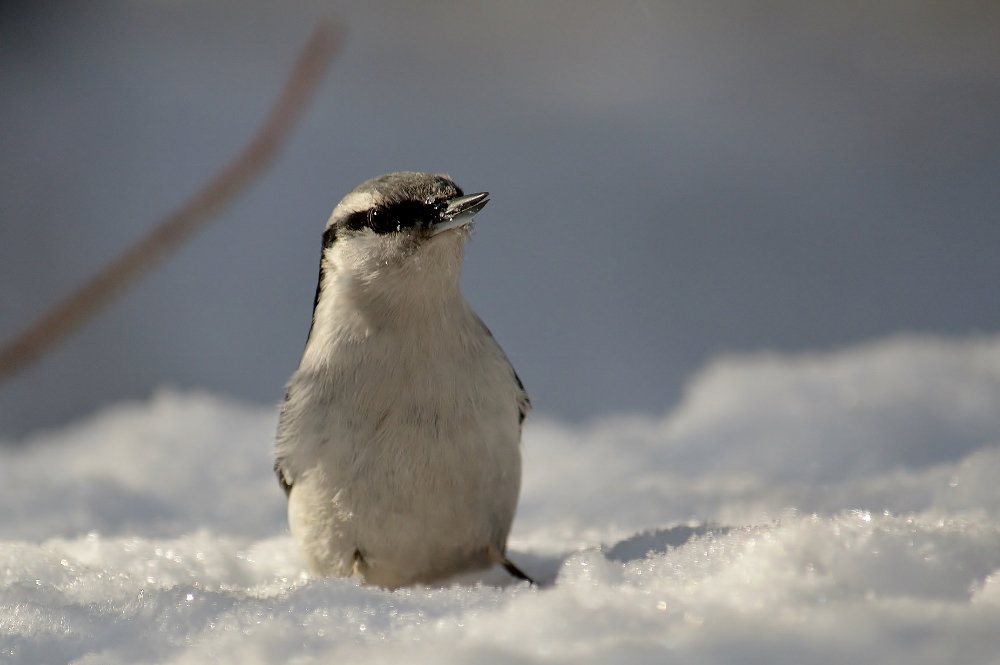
left=340, top=210, right=369, bottom=233
left=339, top=201, right=442, bottom=236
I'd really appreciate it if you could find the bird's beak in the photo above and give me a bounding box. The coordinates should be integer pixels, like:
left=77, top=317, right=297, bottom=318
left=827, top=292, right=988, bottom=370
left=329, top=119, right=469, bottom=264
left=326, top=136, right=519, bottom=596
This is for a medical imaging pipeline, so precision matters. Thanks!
left=430, top=192, right=489, bottom=236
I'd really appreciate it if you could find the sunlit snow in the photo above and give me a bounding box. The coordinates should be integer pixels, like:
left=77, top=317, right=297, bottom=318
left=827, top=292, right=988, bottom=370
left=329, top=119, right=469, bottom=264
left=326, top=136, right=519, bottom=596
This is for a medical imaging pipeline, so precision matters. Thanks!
left=4, top=334, right=1000, bottom=663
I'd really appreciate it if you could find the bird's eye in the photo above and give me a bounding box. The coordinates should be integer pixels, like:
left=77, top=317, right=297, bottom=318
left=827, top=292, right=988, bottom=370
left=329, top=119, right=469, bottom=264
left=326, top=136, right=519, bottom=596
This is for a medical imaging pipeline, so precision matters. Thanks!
left=367, top=208, right=400, bottom=235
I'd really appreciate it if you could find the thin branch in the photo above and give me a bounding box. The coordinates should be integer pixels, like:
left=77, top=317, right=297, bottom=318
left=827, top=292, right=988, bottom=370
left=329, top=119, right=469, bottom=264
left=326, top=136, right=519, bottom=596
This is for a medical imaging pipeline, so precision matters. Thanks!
left=0, top=19, right=343, bottom=383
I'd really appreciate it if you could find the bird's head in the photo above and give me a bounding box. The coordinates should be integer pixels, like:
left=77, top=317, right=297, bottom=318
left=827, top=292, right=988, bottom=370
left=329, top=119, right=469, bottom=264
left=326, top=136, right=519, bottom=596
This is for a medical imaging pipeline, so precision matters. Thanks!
left=320, top=172, right=488, bottom=297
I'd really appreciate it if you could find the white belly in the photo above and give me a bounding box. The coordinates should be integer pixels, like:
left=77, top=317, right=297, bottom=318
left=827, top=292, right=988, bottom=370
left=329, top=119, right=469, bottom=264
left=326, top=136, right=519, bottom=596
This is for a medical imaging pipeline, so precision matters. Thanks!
left=279, top=311, right=524, bottom=587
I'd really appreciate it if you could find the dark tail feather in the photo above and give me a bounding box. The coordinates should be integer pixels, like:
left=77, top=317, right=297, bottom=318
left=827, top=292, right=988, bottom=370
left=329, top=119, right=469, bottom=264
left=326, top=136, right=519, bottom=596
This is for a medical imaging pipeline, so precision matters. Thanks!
left=500, top=556, right=534, bottom=585
left=486, top=545, right=534, bottom=584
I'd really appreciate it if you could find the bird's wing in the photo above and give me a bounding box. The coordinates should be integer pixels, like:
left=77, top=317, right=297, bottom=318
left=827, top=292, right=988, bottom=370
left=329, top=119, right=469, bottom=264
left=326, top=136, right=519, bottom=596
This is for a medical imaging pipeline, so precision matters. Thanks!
left=273, top=393, right=295, bottom=497
left=513, top=367, right=531, bottom=426
left=274, top=458, right=293, bottom=496
left=275, top=239, right=332, bottom=498
left=472, top=313, right=531, bottom=428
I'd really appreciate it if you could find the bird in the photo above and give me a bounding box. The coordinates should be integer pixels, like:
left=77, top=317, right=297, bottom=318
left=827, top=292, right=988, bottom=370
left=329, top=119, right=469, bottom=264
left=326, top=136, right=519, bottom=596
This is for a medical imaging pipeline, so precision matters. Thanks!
left=273, top=172, right=532, bottom=588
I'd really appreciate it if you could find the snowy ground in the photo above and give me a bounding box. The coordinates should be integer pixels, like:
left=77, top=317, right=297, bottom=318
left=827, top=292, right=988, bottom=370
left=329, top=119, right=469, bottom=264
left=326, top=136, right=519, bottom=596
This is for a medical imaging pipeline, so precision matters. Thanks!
left=4, top=334, right=1000, bottom=663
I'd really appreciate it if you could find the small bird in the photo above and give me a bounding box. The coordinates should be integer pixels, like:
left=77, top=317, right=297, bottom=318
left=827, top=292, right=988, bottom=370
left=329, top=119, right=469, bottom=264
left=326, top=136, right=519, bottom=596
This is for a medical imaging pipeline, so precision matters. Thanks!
left=273, top=172, right=531, bottom=588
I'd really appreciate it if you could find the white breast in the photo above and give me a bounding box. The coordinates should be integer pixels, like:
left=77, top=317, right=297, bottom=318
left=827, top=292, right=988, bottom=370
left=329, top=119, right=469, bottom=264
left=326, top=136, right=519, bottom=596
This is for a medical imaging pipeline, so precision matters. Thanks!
left=275, top=247, right=524, bottom=587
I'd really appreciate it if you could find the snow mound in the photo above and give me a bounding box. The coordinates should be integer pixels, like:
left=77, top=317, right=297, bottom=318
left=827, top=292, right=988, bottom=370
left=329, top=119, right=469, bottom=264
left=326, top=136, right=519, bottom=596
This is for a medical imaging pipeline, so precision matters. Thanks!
left=0, top=392, right=283, bottom=541
left=3, top=333, right=1000, bottom=663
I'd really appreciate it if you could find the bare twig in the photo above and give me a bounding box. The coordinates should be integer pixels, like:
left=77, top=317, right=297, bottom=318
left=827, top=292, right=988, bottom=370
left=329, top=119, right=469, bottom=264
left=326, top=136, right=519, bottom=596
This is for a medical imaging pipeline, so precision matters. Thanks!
left=0, top=19, right=342, bottom=383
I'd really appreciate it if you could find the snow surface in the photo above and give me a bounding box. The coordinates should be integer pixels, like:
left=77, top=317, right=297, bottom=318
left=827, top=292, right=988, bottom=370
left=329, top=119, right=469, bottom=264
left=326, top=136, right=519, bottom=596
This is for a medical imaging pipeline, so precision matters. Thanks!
left=4, top=333, right=1000, bottom=663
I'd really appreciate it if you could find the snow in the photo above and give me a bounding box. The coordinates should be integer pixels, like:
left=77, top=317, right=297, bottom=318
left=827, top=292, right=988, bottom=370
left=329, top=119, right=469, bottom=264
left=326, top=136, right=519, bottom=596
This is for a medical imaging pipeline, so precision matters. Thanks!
left=3, top=333, right=1000, bottom=663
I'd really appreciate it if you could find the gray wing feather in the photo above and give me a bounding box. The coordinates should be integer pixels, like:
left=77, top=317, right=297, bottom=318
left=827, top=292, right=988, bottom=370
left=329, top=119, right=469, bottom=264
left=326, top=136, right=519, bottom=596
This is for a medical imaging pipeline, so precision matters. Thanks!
left=472, top=313, right=530, bottom=428
left=273, top=393, right=295, bottom=497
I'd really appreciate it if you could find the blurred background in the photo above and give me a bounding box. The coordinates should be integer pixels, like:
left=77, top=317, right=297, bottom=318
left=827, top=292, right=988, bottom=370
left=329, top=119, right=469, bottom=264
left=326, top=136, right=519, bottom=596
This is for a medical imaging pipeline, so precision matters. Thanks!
left=1, top=0, right=998, bottom=440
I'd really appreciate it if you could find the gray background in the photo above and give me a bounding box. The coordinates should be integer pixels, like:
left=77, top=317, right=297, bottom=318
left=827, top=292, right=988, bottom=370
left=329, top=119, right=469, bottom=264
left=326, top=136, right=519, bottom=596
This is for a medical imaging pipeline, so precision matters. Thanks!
left=1, top=0, right=998, bottom=440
